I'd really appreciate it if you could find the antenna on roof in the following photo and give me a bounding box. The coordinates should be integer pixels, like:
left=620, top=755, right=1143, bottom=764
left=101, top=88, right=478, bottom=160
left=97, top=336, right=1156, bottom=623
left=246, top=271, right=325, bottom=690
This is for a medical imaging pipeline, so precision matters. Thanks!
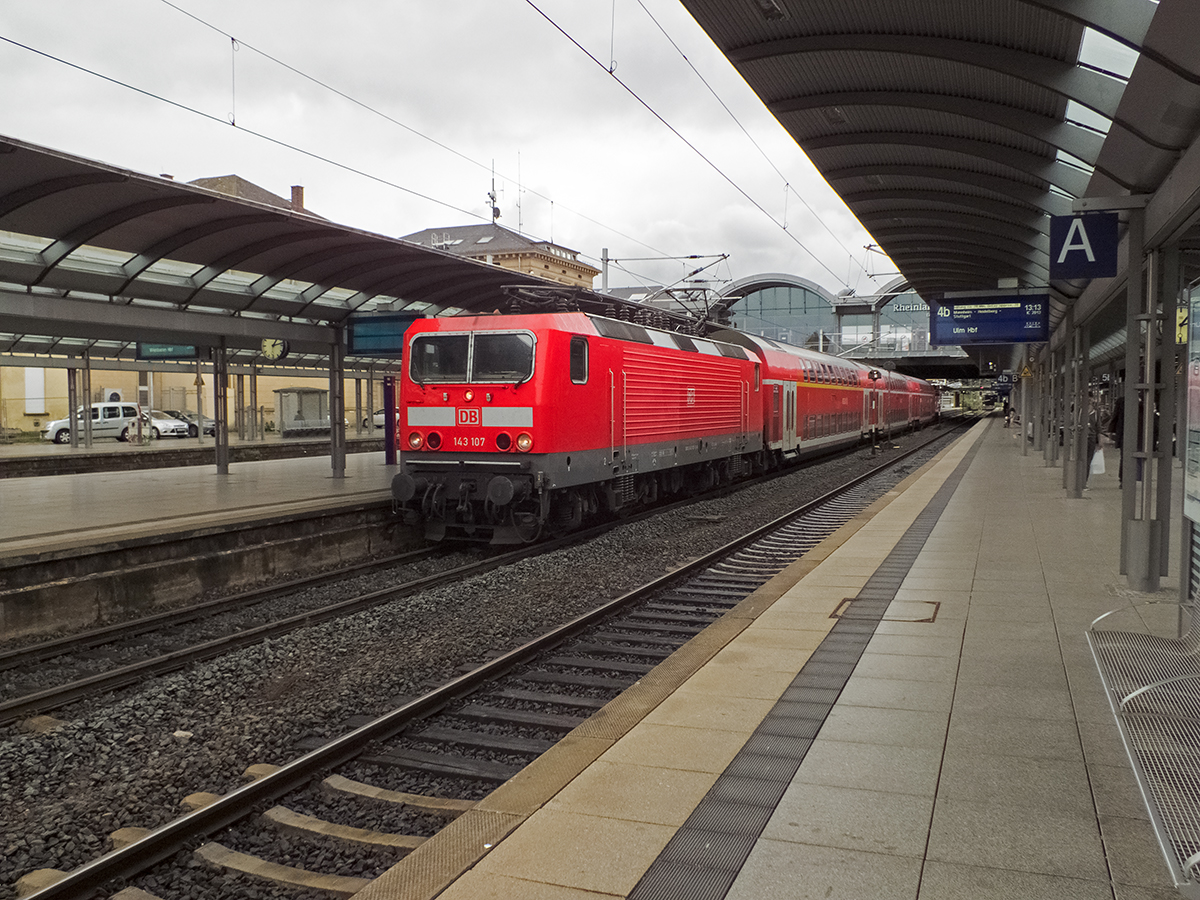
left=489, top=162, right=500, bottom=224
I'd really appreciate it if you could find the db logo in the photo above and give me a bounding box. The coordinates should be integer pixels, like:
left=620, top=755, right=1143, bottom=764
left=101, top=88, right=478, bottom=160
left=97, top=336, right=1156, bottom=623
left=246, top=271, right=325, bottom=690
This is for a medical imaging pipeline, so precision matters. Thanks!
left=457, top=408, right=480, bottom=426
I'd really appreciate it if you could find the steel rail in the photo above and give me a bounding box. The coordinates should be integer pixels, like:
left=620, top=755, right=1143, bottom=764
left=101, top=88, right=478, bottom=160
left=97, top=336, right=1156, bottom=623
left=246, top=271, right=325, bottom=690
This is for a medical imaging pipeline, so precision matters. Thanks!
left=21, top=422, right=969, bottom=900
left=0, top=547, right=443, bottom=672
left=1, top=424, right=962, bottom=724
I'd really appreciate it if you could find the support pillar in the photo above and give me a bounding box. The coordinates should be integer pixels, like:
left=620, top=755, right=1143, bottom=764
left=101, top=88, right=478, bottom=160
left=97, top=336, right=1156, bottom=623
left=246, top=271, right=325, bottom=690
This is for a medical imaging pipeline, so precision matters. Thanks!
left=195, top=359, right=205, bottom=445
left=1156, top=246, right=1180, bottom=578
left=329, top=329, right=346, bottom=478
left=82, top=351, right=93, bottom=448
left=1122, top=208, right=1158, bottom=591
left=248, top=366, right=258, bottom=441
left=383, top=376, right=397, bottom=466
left=66, top=366, right=78, bottom=448
left=214, top=339, right=230, bottom=475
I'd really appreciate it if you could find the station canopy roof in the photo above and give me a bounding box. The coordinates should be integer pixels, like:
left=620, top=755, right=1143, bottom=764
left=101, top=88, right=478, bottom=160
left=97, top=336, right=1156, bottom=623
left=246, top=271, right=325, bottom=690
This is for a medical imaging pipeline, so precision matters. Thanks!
left=681, top=0, right=1200, bottom=346
left=0, top=136, right=647, bottom=369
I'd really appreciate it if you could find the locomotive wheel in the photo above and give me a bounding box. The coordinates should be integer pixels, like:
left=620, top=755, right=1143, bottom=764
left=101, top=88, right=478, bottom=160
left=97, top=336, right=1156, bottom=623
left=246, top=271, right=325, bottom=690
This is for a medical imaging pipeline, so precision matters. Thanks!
left=512, top=511, right=542, bottom=543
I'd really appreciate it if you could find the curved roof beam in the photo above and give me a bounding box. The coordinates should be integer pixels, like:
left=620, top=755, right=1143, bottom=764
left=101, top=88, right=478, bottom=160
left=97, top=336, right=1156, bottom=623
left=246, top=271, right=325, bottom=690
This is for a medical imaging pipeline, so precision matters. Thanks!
left=887, top=244, right=1048, bottom=278
left=874, top=228, right=1048, bottom=264
left=864, top=207, right=1051, bottom=244
left=242, top=240, right=390, bottom=312
left=116, top=213, right=285, bottom=295
left=0, top=172, right=128, bottom=219
left=1019, top=0, right=1155, bottom=48
left=282, top=251, right=425, bottom=313
left=32, top=195, right=215, bottom=287
left=842, top=187, right=1069, bottom=219
left=869, top=221, right=1050, bottom=255
left=823, top=164, right=1078, bottom=214
left=334, top=261, right=492, bottom=315
left=183, top=228, right=342, bottom=305
left=729, top=34, right=1173, bottom=150
left=1019, top=0, right=1197, bottom=84
left=772, top=91, right=1105, bottom=167
left=805, top=132, right=1092, bottom=196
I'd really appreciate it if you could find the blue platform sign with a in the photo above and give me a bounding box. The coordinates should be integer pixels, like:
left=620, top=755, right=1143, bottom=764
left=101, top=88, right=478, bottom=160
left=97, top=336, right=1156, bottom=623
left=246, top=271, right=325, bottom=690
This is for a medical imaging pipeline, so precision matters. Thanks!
left=1050, top=212, right=1118, bottom=279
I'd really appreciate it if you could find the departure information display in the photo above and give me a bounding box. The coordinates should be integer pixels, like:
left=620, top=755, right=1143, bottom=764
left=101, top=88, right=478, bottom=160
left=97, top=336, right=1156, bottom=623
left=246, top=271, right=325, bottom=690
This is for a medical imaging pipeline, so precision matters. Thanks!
left=930, top=293, right=1049, bottom=345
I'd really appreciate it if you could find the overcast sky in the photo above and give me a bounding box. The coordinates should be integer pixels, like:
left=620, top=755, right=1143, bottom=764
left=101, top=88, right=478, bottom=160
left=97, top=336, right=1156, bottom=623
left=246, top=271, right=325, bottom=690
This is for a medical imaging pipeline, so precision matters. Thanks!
left=1, top=1, right=894, bottom=297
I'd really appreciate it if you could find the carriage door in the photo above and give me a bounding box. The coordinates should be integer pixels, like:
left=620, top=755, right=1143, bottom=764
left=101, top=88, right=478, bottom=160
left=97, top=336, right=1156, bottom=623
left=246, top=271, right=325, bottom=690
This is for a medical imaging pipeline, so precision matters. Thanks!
left=769, top=384, right=782, bottom=445
left=784, top=383, right=797, bottom=449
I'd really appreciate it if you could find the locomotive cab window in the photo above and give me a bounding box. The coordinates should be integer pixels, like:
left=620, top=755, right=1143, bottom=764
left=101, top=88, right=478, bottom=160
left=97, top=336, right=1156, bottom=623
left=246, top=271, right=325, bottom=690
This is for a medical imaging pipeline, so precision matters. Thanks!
left=409, top=331, right=535, bottom=384
left=473, top=332, right=534, bottom=382
left=569, top=335, right=588, bottom=384
left=410, top=334, right=469, bottom=383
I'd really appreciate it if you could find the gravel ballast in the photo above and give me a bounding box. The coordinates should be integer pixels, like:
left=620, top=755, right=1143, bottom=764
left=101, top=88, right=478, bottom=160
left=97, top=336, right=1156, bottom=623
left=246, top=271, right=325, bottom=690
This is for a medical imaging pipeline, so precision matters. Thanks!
left=0, top=428, right=957, bottom=899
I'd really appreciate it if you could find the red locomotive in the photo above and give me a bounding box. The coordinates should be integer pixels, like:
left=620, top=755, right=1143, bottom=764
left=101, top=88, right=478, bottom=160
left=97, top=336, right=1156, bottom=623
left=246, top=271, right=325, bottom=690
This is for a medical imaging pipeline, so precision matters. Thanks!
left=391, top=311, right=938, bottom=543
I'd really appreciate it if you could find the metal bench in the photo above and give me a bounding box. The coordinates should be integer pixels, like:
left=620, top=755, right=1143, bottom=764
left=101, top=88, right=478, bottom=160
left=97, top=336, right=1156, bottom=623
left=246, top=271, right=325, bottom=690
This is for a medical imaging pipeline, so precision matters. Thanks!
left=1088, top=601, right=1200, bottom=898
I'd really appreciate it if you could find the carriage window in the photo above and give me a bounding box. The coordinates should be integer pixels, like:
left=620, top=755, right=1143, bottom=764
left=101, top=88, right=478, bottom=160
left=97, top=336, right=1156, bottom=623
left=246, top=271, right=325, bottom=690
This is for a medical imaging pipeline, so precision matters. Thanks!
left=570, top=335, right=588, bottom=384
left=410, top=334, right=469, bottom=383
left=473, top=332, right=535, bottom=382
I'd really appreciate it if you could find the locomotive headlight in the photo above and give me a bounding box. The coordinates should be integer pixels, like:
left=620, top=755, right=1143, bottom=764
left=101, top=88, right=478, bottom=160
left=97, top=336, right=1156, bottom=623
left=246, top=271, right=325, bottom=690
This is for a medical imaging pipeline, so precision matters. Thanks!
left=516, top=432, right=534, bottom=452
left=426, top=431, right=443, bottom=450
left=464, top=389, right=475, bottom=402
left=407, top=431, right=424, bottom=450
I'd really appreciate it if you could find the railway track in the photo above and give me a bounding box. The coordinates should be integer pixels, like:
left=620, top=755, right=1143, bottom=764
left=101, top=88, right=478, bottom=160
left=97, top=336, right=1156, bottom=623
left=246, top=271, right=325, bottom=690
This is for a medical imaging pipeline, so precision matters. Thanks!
left=0, top=423, right=962, bottom=731
left=18, top=423, right=967, bottom=900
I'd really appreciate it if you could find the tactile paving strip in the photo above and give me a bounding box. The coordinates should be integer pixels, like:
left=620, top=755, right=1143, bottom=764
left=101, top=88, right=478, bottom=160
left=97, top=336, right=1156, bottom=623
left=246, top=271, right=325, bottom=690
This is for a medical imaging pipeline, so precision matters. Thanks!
left=627, top=437, right=983, bottom=900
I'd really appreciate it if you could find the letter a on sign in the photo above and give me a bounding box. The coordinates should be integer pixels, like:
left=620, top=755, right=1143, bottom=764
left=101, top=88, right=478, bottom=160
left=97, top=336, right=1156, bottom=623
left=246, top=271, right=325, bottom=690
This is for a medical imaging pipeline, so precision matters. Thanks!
left=1050, top=212, right=1118, bottom=280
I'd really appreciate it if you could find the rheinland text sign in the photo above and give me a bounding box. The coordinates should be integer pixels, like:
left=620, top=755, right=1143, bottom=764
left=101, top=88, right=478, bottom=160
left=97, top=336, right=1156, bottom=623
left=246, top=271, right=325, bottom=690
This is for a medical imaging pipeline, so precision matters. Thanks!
left=930, top=293, right=1049, bottom=346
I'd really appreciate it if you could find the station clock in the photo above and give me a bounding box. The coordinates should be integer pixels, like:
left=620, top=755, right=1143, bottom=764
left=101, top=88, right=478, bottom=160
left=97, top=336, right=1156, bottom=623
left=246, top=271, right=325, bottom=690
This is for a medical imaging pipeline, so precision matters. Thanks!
left=261, top=338, right=290, bottom=361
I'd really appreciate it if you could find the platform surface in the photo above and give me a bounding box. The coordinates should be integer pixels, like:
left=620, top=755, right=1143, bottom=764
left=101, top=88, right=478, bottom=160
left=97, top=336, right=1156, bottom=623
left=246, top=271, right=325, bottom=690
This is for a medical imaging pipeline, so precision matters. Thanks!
left=359, top=419, right=1182, bottom=900
left=0, top=448, right=396, bottom=559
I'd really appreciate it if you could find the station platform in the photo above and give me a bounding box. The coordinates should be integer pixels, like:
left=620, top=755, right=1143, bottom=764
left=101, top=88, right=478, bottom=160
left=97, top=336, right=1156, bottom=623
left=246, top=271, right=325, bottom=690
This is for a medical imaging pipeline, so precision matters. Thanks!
left=0, top=447, right=398, bottom=560
left=356, top=418, right=1182, bottom=900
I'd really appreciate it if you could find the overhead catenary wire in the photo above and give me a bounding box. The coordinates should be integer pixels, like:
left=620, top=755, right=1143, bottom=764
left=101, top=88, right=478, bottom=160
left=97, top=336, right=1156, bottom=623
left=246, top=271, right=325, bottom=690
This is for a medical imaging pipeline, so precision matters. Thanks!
left=156, top=0, right=681, bottom=267
left=632, top=0, right=871, bottom=282
left=523, top=0, right=852, bottom=290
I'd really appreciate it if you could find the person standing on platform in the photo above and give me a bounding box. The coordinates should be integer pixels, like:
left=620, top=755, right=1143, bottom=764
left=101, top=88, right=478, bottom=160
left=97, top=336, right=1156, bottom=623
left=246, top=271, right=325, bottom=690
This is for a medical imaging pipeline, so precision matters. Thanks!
left=1108, top=396, right=1124, bottom=486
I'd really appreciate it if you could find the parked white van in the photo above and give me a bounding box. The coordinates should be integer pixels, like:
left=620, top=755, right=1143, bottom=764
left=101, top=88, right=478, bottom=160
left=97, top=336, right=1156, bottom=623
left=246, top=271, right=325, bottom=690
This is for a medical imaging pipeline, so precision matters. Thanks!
left=42, top=403, right=143, bottom=443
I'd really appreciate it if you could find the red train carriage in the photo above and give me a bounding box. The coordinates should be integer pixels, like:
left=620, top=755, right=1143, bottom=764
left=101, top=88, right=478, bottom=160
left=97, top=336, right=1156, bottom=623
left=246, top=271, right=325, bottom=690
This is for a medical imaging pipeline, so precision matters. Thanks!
left=392, top=311, right=939, bottom=544
left=392, top=312, right=764, bottom=543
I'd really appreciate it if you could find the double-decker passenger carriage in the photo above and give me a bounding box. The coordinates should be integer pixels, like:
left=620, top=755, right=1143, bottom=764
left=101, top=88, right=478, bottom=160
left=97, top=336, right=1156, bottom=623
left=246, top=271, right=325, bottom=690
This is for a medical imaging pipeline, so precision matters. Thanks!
left=392, top=311, right=938, bottom=544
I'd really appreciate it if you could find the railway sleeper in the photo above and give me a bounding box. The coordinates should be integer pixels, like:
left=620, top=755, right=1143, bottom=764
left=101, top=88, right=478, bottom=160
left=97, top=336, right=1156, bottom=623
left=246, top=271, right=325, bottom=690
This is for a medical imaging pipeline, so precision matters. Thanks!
left=359, top=749, right=521, bottom=782
left=320, top=774, right=475, bottom=818
left=455, top=703, right=587, bottom=730
left=589, top=630, right=692, bottom=648
left=261, top=805, right=426, bottom=851
left=621, top=610, right=721, bottom=626
left=690, top=571, right=774, bottom=585
left=194, top=841, right=370, bottom=899
left=412, top=724, right=555, bottom=755
left=489, top=687, right=610, bottom=709
left=604, top=619, right=705, bottom=636
left=567, top=642, right=673, bottom=660
left=519, top=670, right=634, bottom=690
left=543, top=656, right=656, bottom=675
left=642, top=600, right=736, bottom=616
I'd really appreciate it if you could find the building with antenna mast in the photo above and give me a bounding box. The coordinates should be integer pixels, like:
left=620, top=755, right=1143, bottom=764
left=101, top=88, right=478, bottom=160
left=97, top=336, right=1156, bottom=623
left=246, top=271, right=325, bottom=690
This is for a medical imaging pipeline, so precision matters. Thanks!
left=400, top=222, right=600, bottom=290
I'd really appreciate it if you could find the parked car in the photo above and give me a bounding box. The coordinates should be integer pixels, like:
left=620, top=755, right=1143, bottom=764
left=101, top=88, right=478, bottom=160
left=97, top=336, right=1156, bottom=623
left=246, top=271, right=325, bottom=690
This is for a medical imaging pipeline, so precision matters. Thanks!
left=42, top=402, right=141, bottom=443
left=143, top=410, right=190, bottom=439
left=162, top=409, right=216, bottom=437
left=362, top=409, right=399, bottom=428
